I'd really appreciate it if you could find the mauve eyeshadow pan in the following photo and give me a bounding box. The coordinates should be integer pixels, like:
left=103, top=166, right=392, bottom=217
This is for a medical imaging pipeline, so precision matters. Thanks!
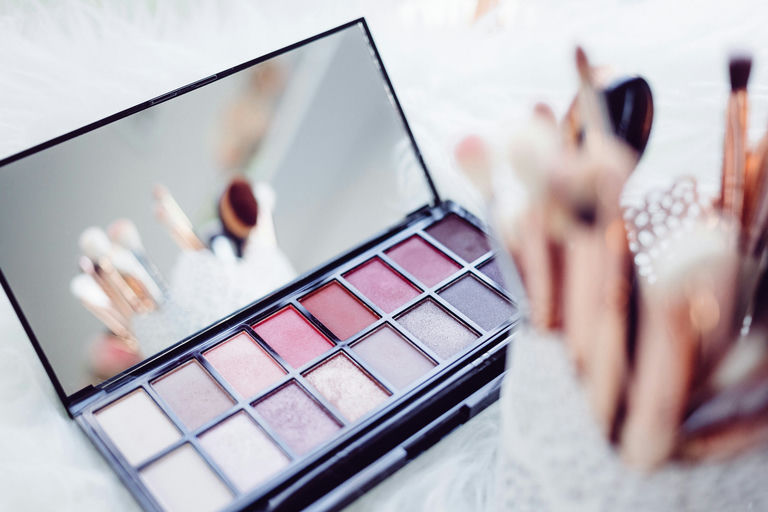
left=152, top=360, right=233, bottom=431
left=305, top=353, right=389, bottom=422
left=352, top=325, right=436, bottom=390
left=479, top=258, right=506, bottom=289
left=344, top=257, right=420, bottom=313
left=396, top=299, right=478, bottom=360
left=425, top=214, right=491, bottom=263
left=439, top=274, right=515, bottom=331
left=253, top=306, right=334, bottom=369
left=299, top=281, right=378, bottom=340
left=253, top=381, right=341, bottom=455
left=385, top=235, right=460, bottom=287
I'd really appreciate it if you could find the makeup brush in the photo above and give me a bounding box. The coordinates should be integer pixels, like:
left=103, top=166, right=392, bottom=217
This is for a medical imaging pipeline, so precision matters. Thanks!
left=153, top=184, right=207, bottom=251
left=108, top=218, right=167, bottom=298
left=720, top=55, right=752, bottom=221
left=80, top=227, right=145, bottom=313
left=620, top=221, right=738, bottom=469
left=218, top=176, right=258, bottom=257
left=108, top=245, right=161, bottom=312
left=70, top=273, right=135, bottom=343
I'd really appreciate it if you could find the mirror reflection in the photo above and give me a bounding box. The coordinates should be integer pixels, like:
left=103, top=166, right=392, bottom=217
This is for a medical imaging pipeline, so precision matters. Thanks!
left=0, top=24, right=432, bottom=395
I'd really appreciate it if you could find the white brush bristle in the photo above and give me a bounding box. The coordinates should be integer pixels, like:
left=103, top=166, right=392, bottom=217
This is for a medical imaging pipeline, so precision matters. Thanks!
left=507, top=116, right=559, bottom=198
left=108, top=219, right=143, bottom=253
left=70, top=273, right=111, bottom=308
left=79, top=227, right=113, bottom=261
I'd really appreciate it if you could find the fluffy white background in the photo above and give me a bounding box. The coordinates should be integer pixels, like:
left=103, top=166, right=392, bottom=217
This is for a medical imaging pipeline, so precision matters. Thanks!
left=2, top=0, right=768, bottom=511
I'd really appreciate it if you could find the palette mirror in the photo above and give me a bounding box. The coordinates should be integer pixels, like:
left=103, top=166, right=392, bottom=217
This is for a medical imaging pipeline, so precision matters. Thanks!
left=0, top=24, right=438, bottom=397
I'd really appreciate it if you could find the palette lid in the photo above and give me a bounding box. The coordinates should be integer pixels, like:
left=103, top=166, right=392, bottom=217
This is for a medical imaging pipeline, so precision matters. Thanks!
left=0, top=19, right=439, bottom=410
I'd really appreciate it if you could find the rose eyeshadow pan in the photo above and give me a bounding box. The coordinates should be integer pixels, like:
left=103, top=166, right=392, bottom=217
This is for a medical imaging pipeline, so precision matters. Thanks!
left=253, top=381, right=341, bottom=455
left=252, top=306, right=334, bottom=368
left=425, top=213, right=491, bottom=263
left=385, top=235, right=460, bottom=287
left=343, top=257, right=420, bottom=313
left=299, top=281, right=379, bottom=340
left=204, top=332, right=286, bottom=399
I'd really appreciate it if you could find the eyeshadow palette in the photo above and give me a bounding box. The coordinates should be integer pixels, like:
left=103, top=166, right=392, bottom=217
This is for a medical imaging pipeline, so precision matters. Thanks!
left=0, top=18, right=520, bottom=512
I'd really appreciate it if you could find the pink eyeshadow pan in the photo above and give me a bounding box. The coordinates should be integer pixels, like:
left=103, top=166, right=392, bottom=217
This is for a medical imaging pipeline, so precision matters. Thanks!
left=343, top=257, right=420, bottom=313
left=253, top=381, right=341, bottom=455
left=152, top=360, right=234, bottom=431
left=204, top=332, right=285, bottom=399
left=253, top=306, right=334, bottom=369
left=385, top=235, right=460, bottom=287
left=299, top=281, right=378, bottom=340
left=305, top=353, right=389, bottom=422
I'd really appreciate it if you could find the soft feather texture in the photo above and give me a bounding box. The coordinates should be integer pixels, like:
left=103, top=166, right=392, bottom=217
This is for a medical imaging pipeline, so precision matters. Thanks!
left=2, top=1, right=768, bottom=511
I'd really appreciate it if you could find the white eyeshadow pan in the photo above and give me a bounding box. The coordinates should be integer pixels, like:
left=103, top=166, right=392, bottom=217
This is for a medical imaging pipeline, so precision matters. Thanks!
left=94, top=388, right=181, bottom=466
left=140, top=444, right=232, bottom=512
left=199, top=412, right=290, bottom=492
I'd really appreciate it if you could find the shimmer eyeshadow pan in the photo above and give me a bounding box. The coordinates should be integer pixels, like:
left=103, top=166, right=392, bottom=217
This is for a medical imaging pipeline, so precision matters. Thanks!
left=343, top=257, right=420, bottom=313
left=397, top=299, right=478, bottom=360
left=351, top=325, right=435, bottom=390
left=140, top=444, right=232, bottom=512
left=385, top=235, right=460, bottom=287
left=199, top=412, right=290, bottom=492
left=254, top=381, right=341, bottom=455
left=305, top=353, right=389, bottom=422
left=425, top=213, right=491, bottom=263
left=438, top=274, right=515, bottom=331
left=204, top=332, right=286, bottom=399
left=152, top=361, right=234, bottom=431
left=95, top=389, right=181, bottom=466
left=253, top=306, right=334, bottom=368
left=300, top=281, right=379, bottom=340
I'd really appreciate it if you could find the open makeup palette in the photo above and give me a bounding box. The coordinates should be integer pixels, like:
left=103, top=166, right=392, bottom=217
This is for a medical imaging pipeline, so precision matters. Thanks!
left=0, top=19, right=519, bottom=512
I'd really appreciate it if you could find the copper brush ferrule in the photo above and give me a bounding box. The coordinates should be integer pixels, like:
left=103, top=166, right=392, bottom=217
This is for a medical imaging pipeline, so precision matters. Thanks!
left=720, top=55, right=752, bottom=221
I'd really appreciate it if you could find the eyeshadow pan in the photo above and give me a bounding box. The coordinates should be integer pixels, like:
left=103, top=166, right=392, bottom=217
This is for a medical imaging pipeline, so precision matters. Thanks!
left=397, top=299, right=478, bottom=360
left=140, top=444, right=232, bottom=512
left=204, top=332, right=285, bottom=399
left=425, top=214, right=491, bottom=263
left=385, top=235, right=460, bottom=287
left=253, top=306, right=334, bottom=368
left=199, top=412, right=289, bottom=492
left=300, top=281, right=378, bottom=340
left=479, top=258, right=506, bottom=289
left=439, top=274, right=515, bottom=331
left=343, top=257, right=420, bottom=313
left=305, top=353, right=389, bottom=422
left=95, top=389, right=181, bottom=466
left=153, top=361, right=234, bottom=431
left=352, top=325, right=436, bottom=390
left=254, top=381, right=341, bottom=455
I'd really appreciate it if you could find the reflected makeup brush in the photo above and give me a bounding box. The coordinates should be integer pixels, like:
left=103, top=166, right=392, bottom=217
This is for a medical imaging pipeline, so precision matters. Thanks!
left=76, top=256, right=133, bottom=323
left=218, top=176, right=258, bottom=257
left=80, top=227, right=147, bottom=313
left=70, top=273, right=135, bottom=343
left=720, top=55, right=752, bottom=221
left=153, top=184, right=207, bottom=251
left=108, top=218, right=167, bottom=298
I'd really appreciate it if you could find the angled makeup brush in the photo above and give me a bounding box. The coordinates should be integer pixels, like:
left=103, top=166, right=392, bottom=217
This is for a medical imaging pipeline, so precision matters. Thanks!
left=153, top=184, right=207, bottom=251
left=77, top=255, right=133, bottom=321
left=108, top=218, right=167, bottom=299
left=720, top=55, right=752, bottom=221
left=218, top=176, right=258, bottom=257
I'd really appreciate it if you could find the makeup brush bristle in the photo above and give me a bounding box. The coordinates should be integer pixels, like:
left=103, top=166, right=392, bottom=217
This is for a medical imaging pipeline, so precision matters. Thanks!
left=729, top=55, right=752, bottom=92
left=70, top=273, right=111, bottom=309
left=79, top=226, right=113, bottom=261
left=108, top=219, right=144, bottom=253
left=227, top=178, right=258, bottom=228
left=455, top=135, right=493, bottom=198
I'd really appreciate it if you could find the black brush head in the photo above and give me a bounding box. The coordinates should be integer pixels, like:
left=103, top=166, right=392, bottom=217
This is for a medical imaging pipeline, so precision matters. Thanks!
left=729, top=55, right=752, bottom=91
